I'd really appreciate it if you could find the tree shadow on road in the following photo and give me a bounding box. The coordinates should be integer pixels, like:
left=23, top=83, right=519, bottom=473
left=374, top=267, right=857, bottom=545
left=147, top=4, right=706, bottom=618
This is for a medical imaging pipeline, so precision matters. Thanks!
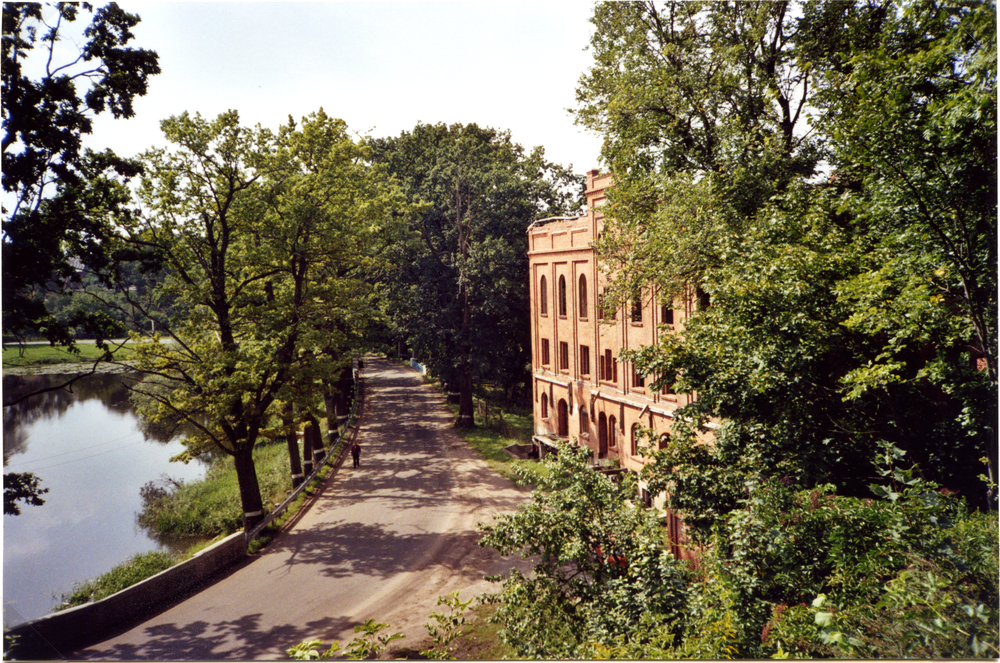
left=73, top=613, right=352, bottom=661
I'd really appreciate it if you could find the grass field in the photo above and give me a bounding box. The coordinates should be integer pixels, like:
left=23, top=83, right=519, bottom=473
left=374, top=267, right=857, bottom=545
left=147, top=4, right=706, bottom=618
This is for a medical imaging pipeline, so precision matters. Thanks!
left=2, top=342, right=133, bottom=367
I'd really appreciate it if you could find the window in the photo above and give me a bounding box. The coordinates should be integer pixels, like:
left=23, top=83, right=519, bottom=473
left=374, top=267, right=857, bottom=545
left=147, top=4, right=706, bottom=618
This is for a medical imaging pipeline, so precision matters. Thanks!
left=631, top=423, right=640, bottom=456
left=541, top=393, right=548, bottom=418
left=558, top=275, right=567, bottom=316
left=541, top=339, right=550, bottom=365
left=578, top=274, right=588, bottom=318
left=632, top=365, right=645, bottom=389
left=580, top=345, right=590, bottom=375
left=559, top=341, right=569, bottom=371
left=639, top=487, right=652, bottom=509
left=661, top=304, right=674, bottom=326
left=697, top=287, right=710, bottom=310
left=602, top=349, right=618, bottom=383
left=631, top=291, right=643, bottom=323
left=579, top=408, right=588, bottom=436
left=659, top=433, right=671, bottom=450
left=608, top=416, right=617, bottom=447
left=540, top=276, right=548, bottom=315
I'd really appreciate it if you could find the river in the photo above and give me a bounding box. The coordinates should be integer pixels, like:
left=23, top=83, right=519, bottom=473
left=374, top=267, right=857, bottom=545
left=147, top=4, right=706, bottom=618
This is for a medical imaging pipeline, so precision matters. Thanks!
left=3, top=372, right=208, bottom=627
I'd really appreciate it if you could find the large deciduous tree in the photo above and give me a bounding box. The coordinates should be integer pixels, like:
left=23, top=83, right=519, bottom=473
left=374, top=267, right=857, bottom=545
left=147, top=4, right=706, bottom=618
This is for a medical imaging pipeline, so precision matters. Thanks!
left=120, top=110, right=401, bottom=531
left=574, top=0, right=996, bottom=531
left=370, top=123, right=582, bottom=426
left=2, top=2, right=160, bottom=348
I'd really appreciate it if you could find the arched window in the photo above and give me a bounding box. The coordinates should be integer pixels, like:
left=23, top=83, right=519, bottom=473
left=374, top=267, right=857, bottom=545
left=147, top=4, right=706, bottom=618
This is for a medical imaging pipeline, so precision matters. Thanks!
left=659, top=433, right=671, bottom=450
left=557, top=399, right=569, bottom=436
left=579, top=408, right=588, bottom=436
left=541, top=392, right=548, bottom=418
left=558, top=275, right=567, bottom=316
left=608, top=416, right=617, bottom=448
left=578, top=274, right=588, bottom=318
left=539, top=276, right=548, bottom=315
left=631, top=423, right=640, bottom=456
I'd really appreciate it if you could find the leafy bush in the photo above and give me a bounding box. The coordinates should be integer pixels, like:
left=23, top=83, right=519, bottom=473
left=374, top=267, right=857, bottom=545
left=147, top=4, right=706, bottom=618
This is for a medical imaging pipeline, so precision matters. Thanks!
left=479, top=442, right=998, bottom=659
left=479, top=444, right=691, bottom=658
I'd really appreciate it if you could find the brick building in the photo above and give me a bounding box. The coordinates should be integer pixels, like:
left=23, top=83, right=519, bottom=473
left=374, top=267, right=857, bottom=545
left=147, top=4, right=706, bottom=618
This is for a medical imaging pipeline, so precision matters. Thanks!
left=527, top=170, right=714, bottom=557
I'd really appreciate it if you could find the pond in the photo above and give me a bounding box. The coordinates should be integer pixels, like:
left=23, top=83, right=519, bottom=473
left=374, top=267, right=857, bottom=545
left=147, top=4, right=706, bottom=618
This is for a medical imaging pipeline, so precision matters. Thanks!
left=3, top=372, right=208, bottom=627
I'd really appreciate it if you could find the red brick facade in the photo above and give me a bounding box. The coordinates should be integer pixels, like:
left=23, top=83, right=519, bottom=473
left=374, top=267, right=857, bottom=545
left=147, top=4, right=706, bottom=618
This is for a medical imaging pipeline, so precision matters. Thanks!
left=528, top=170, right=713, bottom=558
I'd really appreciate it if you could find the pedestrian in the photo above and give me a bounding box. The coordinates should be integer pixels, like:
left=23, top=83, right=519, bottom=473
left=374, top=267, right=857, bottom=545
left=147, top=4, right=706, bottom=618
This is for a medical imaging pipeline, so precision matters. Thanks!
left=351, top=441, right=361, bottom=468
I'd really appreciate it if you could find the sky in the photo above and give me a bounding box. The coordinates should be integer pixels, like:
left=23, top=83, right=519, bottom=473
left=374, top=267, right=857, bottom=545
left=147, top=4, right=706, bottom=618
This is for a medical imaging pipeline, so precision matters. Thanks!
left=64, top=2, right=606, bottom=176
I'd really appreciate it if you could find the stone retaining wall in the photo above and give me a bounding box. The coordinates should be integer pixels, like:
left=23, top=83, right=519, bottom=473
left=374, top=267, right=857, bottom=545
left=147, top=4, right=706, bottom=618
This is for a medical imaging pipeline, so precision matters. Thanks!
left=5, top=532, right=246, bottom=659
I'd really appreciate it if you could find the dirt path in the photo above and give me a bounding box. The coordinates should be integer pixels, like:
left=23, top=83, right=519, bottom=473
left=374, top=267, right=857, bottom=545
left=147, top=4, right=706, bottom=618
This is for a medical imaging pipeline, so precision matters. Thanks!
left=71, top=357, right=531, bottom=660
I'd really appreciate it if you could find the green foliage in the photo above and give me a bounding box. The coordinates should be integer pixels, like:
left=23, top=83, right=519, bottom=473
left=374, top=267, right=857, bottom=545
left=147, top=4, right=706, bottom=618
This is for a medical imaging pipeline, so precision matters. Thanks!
left=287, top=621, right=404, bottom=661
left=2, top=2, right=160, bottom=349
left=138, top=442, right=293, bottom=537
left=121, top=109, right=404, bottom=530
left=479, top=444, right=691, bottom=658
left=578, top=0, right=996, bottom=534
left=420, top=592, right=474, bottom=660
left=370, top=122, right=583, bottom=424
left=477, top=438, right=997, bottom=659
left=59, top=550, right=177, bottom=608
left=286, top=640, right=340, bottom=661
left=701, top=456, right=999, bottom=659
left=344, top=619, right=405, bottom=660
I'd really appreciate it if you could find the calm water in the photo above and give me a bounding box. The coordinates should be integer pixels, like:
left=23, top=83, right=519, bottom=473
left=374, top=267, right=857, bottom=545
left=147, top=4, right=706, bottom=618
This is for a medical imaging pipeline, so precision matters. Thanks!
left=3, top=372, right=207, bottom=627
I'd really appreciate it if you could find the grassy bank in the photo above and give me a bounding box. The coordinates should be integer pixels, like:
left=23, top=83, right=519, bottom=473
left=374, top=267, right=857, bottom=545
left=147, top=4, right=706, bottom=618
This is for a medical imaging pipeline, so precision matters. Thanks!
left=139, top=440, right=305, bottom=537
left=426, top=379, right=547, bottom=486
left=2, top=343, right=133, bottom=367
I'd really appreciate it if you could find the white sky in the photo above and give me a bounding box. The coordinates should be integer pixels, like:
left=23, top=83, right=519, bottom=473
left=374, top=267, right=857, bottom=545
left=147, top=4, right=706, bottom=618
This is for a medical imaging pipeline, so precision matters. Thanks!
left=75, top=1, right=605, bottom=176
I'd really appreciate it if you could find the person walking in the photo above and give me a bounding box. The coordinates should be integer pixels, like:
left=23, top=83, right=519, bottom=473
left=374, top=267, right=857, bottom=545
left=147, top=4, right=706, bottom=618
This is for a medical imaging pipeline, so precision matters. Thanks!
left=351, top=441, right=361, bottom=468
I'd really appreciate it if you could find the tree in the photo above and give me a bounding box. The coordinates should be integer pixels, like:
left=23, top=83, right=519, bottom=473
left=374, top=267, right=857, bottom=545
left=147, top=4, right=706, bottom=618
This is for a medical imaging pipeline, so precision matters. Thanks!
left=370, top=123, right=582, bottom=426
left=479, top=444, right=691, bottom=658
left=2, top=2, right=160, bottom=349
left=479, top=442, right=998, bottom=659
left=809, top=0, right=997, bottom=493
left=573, top=0, right=996, bottom=532
left=120, top=110, right=401, bottom=531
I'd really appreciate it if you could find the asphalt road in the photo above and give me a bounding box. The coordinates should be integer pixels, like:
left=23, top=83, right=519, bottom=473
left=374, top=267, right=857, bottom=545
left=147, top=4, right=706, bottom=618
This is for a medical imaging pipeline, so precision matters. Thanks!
left=70, top=357, right=531, bottom=660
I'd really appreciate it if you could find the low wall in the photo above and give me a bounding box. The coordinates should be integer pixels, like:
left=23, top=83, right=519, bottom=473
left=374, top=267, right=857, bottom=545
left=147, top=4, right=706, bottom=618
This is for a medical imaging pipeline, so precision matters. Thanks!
left=6, top=532, right=246, bottom=658
left=410, top=358, right=427, bottom=375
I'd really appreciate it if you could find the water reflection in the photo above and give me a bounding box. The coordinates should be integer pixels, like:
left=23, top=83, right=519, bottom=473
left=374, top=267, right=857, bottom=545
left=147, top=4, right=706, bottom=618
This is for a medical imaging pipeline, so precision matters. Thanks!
left=3, top=373, right=208, bottom=627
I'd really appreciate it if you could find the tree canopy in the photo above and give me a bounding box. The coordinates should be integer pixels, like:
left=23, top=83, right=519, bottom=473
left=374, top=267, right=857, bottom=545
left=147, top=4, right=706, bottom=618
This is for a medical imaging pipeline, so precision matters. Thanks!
left=119, top=109, right=404, bottom=530
left=574, top=0, right=996, bottom=529
left=2, top=2, right=160, bottom=349
left=370, top=122, right=583, bottom=425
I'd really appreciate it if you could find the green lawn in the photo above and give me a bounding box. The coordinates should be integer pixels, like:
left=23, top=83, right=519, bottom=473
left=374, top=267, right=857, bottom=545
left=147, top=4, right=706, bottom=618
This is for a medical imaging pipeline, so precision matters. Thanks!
left=2, top=343, right=133, bottom=367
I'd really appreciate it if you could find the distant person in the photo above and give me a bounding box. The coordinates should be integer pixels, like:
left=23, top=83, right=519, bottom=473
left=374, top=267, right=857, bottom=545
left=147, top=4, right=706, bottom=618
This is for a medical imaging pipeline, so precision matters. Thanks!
left=351, top=441, right=361, bottom=468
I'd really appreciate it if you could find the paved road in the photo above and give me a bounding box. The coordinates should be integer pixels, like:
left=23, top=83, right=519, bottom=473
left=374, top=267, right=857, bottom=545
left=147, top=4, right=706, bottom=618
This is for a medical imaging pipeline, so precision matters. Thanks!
left=71, top=357, right=530, bottom=660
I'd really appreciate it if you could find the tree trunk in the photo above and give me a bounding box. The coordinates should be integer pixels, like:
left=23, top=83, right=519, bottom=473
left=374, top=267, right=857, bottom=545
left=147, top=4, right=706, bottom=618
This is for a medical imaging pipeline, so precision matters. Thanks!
left=336, top=363, right=353, bottom=432
left=455, top=365, right=475, bottom=428
left=307, top=414, right=325, bottom=465
left=302, top=424, right=313, bottom=476
left=283, top=402, right=304, bottom=489
left=322, top=380, right=339, bottom=446
left=233, top=443, right=265, bottom=533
